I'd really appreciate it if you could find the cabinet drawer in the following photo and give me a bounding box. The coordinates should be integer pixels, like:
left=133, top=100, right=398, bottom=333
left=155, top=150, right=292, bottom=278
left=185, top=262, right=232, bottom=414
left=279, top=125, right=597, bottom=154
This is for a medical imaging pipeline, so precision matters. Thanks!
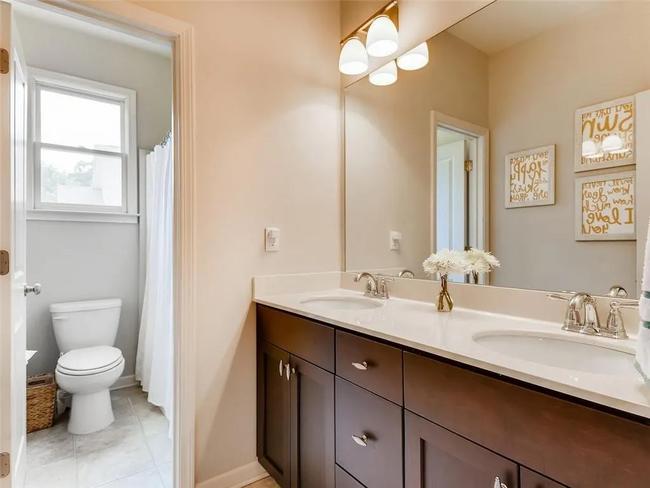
left=336, top=331, right=403, bottom=404
left=404, top=351, right=650, bottom=488
left=336, top=466, right=366, bottom=488
left=335, top=378, right=403, bottom=488
left=520, top=468, right=567, bottom=488
left=257, top=305, right=334, bottom=372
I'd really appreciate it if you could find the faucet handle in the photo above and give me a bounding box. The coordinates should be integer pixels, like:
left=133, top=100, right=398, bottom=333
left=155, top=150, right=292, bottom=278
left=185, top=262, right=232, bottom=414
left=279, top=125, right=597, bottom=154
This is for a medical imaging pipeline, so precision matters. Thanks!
left=377, top=276, right=394, bottom=300
left=604, top=300, right=638, bottom=339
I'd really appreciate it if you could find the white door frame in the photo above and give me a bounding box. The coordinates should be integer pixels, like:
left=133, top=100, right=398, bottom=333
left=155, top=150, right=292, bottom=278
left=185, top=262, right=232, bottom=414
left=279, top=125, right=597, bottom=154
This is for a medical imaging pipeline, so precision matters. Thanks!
left=430, top=111, right=489, bottom=283
left=10, top=2, right=197, bottom=487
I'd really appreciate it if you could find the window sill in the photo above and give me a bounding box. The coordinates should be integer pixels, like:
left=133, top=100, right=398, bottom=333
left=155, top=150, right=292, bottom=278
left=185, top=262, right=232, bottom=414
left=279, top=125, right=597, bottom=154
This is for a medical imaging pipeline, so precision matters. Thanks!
left=27, top=209, right=139, bottom=224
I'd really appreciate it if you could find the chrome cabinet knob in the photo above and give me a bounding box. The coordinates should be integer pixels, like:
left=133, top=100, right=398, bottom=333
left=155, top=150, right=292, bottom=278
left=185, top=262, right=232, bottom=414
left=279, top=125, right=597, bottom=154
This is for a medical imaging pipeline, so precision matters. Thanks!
left=278, top=359, right=284, bottom=377
left=494, top=477, right=507, bottom=488
left=351, top=434, right=368, bottom=447
left=352, top=361, right=368, bottom=371
left=24, top=283, right=41, bottom=296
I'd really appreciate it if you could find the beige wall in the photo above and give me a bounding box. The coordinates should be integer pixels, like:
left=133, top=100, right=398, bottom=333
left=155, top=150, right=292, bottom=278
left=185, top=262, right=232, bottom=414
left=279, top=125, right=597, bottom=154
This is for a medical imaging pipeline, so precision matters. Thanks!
left=131, top=1, right=341, bottom=484
left=489, top=3, right=650, bottom=294
left=345, top=32, right=488, bottom=276
left=340, top=0, right=493, bottom=87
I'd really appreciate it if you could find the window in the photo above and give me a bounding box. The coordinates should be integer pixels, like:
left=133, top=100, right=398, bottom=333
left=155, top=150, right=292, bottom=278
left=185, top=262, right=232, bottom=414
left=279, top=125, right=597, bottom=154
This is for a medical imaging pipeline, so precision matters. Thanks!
left=29, top=69, right=137, bottom=222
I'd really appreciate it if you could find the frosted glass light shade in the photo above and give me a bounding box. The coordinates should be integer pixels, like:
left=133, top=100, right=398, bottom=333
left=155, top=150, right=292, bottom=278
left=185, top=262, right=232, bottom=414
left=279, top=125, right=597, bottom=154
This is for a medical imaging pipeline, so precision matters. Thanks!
left=339, top=37, right=368, bottom=75
left=602, top=134, right=629, bottom=154
left=366, top=15, right=399, bottom=57
left=582, top=140, right=598, bottom=157
left=397, top=42, right=429, bottom=70
left=369, top=60, right=398, bottom=86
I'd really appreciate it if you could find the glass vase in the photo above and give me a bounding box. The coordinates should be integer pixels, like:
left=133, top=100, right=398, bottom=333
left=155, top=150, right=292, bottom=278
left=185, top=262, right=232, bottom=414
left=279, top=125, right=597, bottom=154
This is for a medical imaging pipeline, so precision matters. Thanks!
left=437, top=274, right=454, bottom=312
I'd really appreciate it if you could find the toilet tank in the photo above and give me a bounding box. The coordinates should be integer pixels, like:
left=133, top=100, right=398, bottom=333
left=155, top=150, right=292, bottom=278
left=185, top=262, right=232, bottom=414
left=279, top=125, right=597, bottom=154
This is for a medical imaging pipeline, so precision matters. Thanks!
left=50, top=299, right=122, bottom=354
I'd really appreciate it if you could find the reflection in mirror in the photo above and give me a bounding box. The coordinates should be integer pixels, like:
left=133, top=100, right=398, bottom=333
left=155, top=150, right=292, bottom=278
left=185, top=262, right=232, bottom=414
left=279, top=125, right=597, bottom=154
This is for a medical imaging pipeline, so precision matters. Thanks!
left=345, top=1, right=650, bottom=296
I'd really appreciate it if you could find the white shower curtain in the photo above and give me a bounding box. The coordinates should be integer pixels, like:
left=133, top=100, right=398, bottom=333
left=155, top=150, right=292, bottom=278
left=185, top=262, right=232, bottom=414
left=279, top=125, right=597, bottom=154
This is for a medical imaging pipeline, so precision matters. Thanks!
left=136, top=137, right=174, bottom=433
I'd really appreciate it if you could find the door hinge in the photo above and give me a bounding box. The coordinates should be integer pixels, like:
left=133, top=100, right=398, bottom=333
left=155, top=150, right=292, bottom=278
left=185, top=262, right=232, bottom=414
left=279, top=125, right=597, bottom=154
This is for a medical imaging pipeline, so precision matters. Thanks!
left=0, top=452, right=9, bottom=478
left=0, top=49, right=8, bottom=75
left=464, top=160, right=473, bottom=172
left=0, top=250, right=8, bottom=276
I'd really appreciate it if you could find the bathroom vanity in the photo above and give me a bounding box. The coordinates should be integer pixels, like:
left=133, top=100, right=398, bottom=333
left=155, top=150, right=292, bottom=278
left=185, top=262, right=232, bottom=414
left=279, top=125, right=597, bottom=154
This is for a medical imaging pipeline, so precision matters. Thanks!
left=255, top=294, right=650, bottom=488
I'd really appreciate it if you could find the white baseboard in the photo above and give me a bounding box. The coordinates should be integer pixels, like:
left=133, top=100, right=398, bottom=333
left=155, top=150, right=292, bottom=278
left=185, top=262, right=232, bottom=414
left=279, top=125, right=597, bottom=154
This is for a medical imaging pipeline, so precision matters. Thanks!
left=111, top=375, right=138, bottom=390
left=196, top=461, right=268, bottom=488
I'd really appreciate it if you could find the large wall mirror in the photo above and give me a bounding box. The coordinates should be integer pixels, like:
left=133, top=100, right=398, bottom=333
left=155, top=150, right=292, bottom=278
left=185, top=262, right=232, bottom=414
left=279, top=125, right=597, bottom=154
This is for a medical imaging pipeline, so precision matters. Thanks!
left=345, top=1, right=650, bottom=297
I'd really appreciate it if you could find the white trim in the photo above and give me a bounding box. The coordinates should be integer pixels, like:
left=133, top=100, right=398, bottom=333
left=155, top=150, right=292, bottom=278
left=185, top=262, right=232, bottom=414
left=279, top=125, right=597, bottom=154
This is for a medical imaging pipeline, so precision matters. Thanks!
left=196, top=461, right=268, bottom=488
left=27, top=209, right=138, bottom=224
left=635, top=89, right=650, bottom=296
left=430, top=112, right=490, bottom=283
left=26, top=3, right=197, bottom=488
left=110, top=374, right=138, bottom=390
left=28, top=67, right=138, bottom=216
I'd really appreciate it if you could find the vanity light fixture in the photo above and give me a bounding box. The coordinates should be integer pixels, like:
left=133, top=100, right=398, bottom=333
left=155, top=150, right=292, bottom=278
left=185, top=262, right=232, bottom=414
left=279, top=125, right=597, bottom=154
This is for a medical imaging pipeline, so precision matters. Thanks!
left=366, top=15, right=399, bottom=57
left=369, top=60, right=398, bottom=86
left=601, top=134, right=629, bottom=154
left=582, top=135, right=630, bottom=159
left=339, top=1, right=399, bottom=75
left=339, top=37, right=369, bottom=75
left=397, top=42, right=429, bottom=70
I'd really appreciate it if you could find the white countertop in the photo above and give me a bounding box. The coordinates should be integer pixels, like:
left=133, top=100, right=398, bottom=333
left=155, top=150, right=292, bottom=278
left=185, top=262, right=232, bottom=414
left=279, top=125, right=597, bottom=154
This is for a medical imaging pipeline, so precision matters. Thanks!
left=255, top=289, right=650, bottom=420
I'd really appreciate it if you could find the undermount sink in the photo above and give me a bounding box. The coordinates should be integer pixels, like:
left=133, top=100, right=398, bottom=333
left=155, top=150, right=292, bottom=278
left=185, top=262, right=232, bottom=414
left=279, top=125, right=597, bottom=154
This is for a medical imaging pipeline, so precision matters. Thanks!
left=474, top=332, right=636, bottom=377
left=300, top=296, right=383, bottom=311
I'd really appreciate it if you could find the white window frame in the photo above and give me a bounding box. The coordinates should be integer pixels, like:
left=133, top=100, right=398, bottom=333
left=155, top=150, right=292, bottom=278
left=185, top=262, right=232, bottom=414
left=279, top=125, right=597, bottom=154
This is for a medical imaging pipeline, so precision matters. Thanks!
left=27, top=68, right=138, bottom=224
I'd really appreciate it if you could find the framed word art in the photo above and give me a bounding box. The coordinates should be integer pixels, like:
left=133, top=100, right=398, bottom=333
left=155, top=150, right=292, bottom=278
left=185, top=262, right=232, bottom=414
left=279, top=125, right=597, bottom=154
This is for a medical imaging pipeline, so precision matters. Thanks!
left=575, top=171, right=635, bottom=241
left=575, top=95, right=635, bottom=172
left=505, top=145, right=555, bottom=209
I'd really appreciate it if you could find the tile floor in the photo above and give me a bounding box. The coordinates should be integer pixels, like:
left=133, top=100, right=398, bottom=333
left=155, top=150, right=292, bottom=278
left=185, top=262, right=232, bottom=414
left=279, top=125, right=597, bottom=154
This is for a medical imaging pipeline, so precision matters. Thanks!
left=26, top=386, right=171, bottom=488
left=245, top=478, right=279, bottom=488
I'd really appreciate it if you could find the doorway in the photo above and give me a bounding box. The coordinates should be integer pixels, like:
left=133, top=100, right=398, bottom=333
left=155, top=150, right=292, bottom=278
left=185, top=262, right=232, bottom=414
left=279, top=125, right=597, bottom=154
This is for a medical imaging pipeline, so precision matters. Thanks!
left=431, top=112, right=489, bottom=284
left=0, top=2, right=196, bottom=488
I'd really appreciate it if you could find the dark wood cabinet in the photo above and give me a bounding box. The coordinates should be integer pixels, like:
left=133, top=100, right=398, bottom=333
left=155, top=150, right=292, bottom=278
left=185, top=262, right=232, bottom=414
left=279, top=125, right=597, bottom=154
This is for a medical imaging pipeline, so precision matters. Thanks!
left=335, top=377, right=403, bottom=488
left=289, top=356, right=335, bottom=488
left=520, top=468, right=566, bottom=488
left=336, top=330, right=403, bottom=405
left=336, top=466, right=366, bottom=488
left=258, top=304, right=650, bottom=488
left=257, top=341, right=291, bottom=486
left=405, top=411, right=517, bottom=488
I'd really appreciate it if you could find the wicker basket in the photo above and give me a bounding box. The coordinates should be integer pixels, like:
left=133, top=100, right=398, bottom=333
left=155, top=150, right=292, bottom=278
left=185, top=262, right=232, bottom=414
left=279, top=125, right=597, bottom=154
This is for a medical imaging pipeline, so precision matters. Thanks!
left=26, top=374, right=57, bottom=434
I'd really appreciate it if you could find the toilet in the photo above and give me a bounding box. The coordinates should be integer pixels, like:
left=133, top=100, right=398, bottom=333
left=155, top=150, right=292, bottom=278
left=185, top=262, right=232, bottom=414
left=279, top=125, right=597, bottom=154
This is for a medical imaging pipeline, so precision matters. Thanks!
left=51, top=298, right=125, bottom=435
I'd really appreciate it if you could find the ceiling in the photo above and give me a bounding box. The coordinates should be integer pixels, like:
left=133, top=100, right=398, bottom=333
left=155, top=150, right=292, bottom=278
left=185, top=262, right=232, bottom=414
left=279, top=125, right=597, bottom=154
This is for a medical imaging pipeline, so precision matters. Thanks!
left=447, top=1, right=608, bottom=55
left=13, top=2, right=171, bottom=58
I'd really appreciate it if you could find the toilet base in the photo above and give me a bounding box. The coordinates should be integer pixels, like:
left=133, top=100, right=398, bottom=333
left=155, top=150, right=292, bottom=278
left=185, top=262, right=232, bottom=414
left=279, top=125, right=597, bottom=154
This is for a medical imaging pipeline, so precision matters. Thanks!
left=68, top=389, right=115, bottom=435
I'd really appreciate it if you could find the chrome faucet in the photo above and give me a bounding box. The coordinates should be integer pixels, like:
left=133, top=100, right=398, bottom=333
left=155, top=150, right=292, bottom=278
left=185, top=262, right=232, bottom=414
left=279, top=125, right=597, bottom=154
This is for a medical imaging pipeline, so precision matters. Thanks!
left=355, top=272, right=378, bottom=298
left=547, top=292, right=601, bottom=334
left=354, top=272, right=393, bottom=300
left=397, top=269, right=415, bottom=278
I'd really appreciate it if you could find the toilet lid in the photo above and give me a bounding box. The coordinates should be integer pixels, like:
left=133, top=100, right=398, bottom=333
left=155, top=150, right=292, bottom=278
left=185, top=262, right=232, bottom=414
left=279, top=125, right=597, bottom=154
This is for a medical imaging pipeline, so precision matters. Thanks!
left=57, top=346, right=123, bottom=376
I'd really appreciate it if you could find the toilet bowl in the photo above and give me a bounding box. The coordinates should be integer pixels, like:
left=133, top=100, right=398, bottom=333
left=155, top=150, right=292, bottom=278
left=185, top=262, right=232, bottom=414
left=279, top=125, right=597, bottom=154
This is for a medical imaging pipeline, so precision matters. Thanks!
left=55, top=346, right=125, bottom=434
left=51, top=298, right=123, bottom=435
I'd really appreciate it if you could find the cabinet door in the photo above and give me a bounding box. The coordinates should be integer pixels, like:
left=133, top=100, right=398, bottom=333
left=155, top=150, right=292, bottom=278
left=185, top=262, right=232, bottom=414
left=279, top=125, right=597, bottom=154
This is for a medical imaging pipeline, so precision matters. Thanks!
left=405, top=411, right=517, bottom=488
left=520, top=468, right=567, bottom=488
left=290, top=356, right=335, bottom=488
left=257, top=342, right=291, bottom=487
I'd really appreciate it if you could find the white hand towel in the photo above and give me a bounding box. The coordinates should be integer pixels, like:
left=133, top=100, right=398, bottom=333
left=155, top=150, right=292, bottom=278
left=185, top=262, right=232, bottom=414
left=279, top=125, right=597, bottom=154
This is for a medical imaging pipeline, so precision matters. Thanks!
left=635, top=219, right=650, bottom=384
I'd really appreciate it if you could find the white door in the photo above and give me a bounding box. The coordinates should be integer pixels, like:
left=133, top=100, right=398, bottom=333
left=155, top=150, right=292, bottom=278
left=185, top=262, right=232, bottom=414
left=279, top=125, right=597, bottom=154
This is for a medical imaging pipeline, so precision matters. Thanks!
left=436, top=139, right=467, bottom=282
left=0, top=2, right=29, bottom=487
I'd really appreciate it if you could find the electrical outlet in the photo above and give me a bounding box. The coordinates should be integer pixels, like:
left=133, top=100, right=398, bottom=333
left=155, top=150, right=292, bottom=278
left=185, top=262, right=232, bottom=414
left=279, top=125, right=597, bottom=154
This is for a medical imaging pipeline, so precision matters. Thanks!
left=265, top=227, right=280, bottom=252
